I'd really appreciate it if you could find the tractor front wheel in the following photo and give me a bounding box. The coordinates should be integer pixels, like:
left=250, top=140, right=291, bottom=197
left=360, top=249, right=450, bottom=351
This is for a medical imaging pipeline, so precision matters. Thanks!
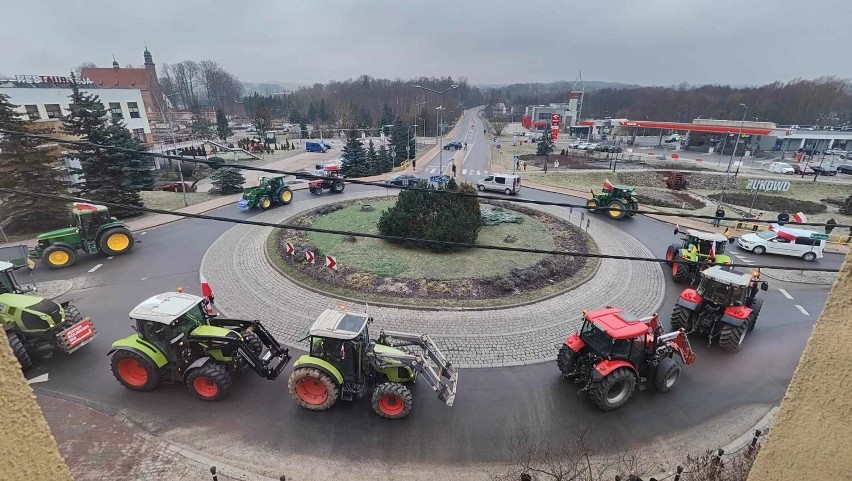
left=586, top=198, right=599, bottom=213
left=241, top=331, right=263, bottom=356
left=556, top=344, right=578, bottom=375
left=591, top=367, right=636, bottom=411
left=185, top=363, right=232, bottom=401
left=331, top=180, right=345, bottom=193
left=653, top=357, right=681, bottom=393
left=607, top=200, right=627, bottom=220
left=111, top=350, right=160, bottom=392
left=288, top=367, right=339, bottom=411
left=259, top=196, right=273, bottom=210
left=63, top=304, right=83, bottom=324
left=719, top=321, right=749, bottom=352
left=43, top=245, right=77, bottom=269
left=371, top=382, right=413, bottom=419
left=99, top=227, right=135, bottom=256
left=7, top=332, right=32, bottom=370
left=670, top=305, right=693, bottom=332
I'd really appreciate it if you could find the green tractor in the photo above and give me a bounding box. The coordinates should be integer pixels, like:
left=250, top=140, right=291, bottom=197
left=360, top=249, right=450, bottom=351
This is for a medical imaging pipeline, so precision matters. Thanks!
left=237, top=176, right=294, bottom=210
left=1, top=261, right=97, bottom=370
left=108, top=292, right=291, bottom=401
left=586, top=184, right=639, bottom=220
left=30, top=202, right=135, bottom=269
left=665, top=228, right=732, bottom=283
left=288, top=308, right=459, bottom=419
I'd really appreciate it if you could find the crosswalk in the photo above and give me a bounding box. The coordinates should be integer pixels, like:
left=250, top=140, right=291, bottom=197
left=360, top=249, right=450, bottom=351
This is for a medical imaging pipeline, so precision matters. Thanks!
left=732, top=254, right=755, bottom=265
left=423, top=167, right=489, bottom=177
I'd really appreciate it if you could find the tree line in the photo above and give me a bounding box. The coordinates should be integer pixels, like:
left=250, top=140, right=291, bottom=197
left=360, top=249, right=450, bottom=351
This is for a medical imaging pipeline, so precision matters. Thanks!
left=159, top=60, right=244, bottom=115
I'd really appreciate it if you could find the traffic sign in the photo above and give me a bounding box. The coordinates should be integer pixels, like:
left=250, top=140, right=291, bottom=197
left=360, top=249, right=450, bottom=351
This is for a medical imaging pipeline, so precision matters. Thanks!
left=811, top=233, right=829, bottom=240
left=325, top=255, right=338, bottom=269
left=306, top=251, right=315, bottom=264
left=285, top=242, right=294, bottom=256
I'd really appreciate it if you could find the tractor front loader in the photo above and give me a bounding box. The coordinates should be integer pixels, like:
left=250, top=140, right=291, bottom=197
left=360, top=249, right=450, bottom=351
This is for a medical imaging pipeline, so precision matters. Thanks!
left=288, top=308, right=458, bottom=419
left=237, top=176, right=294, bottom=211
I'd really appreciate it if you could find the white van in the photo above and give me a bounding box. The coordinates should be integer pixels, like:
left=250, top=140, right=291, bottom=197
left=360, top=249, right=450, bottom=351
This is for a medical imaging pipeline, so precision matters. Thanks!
left=736, top=225, right=825, bottom=261
left=477, top=174, right=521, bottom=195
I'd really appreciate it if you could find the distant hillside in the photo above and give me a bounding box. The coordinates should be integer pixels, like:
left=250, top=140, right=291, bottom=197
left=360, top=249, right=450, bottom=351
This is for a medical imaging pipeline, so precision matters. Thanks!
left=484, top=80, right=643, bottom=95
left=242, top=81, right=306, bottom=95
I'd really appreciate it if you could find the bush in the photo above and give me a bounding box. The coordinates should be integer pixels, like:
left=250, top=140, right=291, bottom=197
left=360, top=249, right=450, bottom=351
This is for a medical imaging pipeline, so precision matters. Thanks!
left=172, top=162, right=195, bottom=178
left=708, top=192, right=827, bottom=215
left=207, top=156, right=226, bottom=170
left=377, top=182, right=482, bottom=251
left=842, top=193, right=852, bottom=215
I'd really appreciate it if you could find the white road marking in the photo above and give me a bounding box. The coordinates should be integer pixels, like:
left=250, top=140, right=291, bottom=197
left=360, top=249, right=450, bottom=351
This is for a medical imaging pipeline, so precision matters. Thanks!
left=778, top=288, right=793, bottom=300
left=477, top=170, right=481, bottom=175
left=795, top=305, right=810, bottom=316
left=462, top=169, right=468, bottom=175
left=27, top=373, right=49, bottom=384
left=140, top=231, right=147, bottom=236
left=88, top=264, right=103, bottom=273
left=107, top=256, right=114, bottom=260
left=140, top=277, right=148, bottom=281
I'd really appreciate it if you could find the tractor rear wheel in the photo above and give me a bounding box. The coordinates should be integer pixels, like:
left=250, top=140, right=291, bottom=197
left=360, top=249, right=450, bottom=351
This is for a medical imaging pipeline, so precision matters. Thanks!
left=653, top=357, right=681, bottom=393
left=241, top=331, right=263, bottom=356
left=586, top=198, right=599, bottom=213
left=7, top=332, right=32, bottom=370
left=288, top=367, right=339, bottom=411
left=591, top=367, right=636, bottom=411
left=278, top=188, right=293, bottom=205
left=63, top=304, right=83, bottom=324
left=186, top=363, right=232, bottom=401
left=670, top=305, right=693, bottom=332
left=331, top=180, right=344, bottom=193
left=556, top=344, right=578, bottom=375
left=607, top=200, right=627, bottom=220
left=671, top=261, right=692, bottom=283
left=259, top=196, right=273, bottom=210
left=371, top=382, right=413, bottom=419
left=99, top=227, right=135, bottom=256
left=748, top=298, right=763, bottom=332
left=111, top=350, right=160, bottom=392
left=43, top=245, right=77, bottom=269
left=719, top=321, right=749, bottom=352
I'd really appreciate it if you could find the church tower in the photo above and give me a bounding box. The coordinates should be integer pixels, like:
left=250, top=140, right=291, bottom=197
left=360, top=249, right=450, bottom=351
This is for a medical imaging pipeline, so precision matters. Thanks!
left=143, top=46, right=164, bottom=117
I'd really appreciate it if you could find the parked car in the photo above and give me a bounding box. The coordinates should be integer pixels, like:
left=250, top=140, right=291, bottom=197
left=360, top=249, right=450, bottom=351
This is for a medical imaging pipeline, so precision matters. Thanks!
left=585, top=143, right=599, bottom=150
left=811, top=165, right=838, bottom=176
left=323, top=142, right=333, bottom=150
left=768, top=162, right=795, bottom=174
left=792, top=164, right=815, bottom=175
left=386, top=173, right=422, bottom=187
left=305, top=141, right=328, bottom=153
left=797, top=147, right=819, bottom=155
left=824, top=149, right=845, bottom=155
left=160, top=182, right=197, bottom=193
left=576, top=142, right=590, bottom=150
left=837, top=164, right=852, bottom=175
left=443, top=141, right=463, bottom=151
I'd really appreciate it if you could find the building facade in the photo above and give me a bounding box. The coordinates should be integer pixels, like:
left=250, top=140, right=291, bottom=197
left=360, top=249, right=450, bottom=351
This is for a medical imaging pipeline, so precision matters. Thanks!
left=82, top=48, right=164, bottom=124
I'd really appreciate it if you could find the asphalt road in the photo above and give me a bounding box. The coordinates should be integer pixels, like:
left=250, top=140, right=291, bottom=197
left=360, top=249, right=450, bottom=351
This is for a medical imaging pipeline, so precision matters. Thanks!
left=23, top=112, right=844, bottom=468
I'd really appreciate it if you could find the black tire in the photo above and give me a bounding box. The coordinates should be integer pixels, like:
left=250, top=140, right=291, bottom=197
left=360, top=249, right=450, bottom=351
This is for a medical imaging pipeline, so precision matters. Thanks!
left=556, top=344, right=579, bottom=375
left=278, top=188, right=293, bottom=205
left=665, top=244, right=680, bottom=265
left=7, top=332, right=32, bottom=370
left=670, top=305, right=693, bottom=332
left=718, top=321, right=748, bottom=352
left=43, top=245, right=77, bottom=269
left=288, top=367, right=340, bottom=411
left=653, top=357, right=681, bottom=393
left=748, top=298, right=763, bottom=332
left=477, top=184, right=485, bottom=191
left=607, top=200, right=627, bottom=220
left=259, top=196, right=273, bottom=210
left=591, top=367, right=636, bottom=411
left=802, top=251, right=816, bottom=262
left=586, top=198, right=599, bottom=213
left=98, top=227, right=135, bottom=256
left=331, top=180, right=344, bottom=193
left=110, top=350, right=160, bottom=392
left=185, top=363, right=232, bottom=401
left=371, top=382, right=414, bottom=419
left=752, top=245, right=766, bottom=255
left=504, top=188, right=512, bottom=195
left=671, top=261, right=692, bottom=283
left=63, top=304, right=83, bottom=324
left=241, top=331, right=263, bottom=356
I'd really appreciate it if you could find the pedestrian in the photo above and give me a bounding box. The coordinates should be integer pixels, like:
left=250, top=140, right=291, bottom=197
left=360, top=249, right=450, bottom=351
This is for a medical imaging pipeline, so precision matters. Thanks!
left=451, top=163, right=457, bottom=178
left=412, top=158, right=416, bottom=171
left=777, top=210, right=790, bottom=226
left=554, top=159, right=559, bottom=171
left=713, top=205, right=725, bottom=227
left=825, top=218, right=837, bottom=235
left=523, top=160, right=527, bottom=171
left=463, top=142, right=467, bottom=150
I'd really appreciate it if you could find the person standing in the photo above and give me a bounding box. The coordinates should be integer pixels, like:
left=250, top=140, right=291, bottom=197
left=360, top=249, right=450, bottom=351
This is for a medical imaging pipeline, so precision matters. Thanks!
left=713, top=205, right=726, bottom=227
left=777, top=210, right=790, bottom=226
left=412, top=158, right=416, bottom=171
left=523, top=160, right=527, bottom=171
left=825, top=218, right=837, bottom=235
left=554, top=159, right=560, bottom=171
left=451, top=163, right=457, bottom=178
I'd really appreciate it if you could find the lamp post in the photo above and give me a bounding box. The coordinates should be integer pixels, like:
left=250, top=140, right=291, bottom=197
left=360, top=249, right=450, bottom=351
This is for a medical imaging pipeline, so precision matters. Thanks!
left=406, top=124, right=418, bottom=165
left=727, top=103, right=748, bottom=173
left=412, top=84, right=459, bottom=177
left=163, top=93, right=188, bottom=207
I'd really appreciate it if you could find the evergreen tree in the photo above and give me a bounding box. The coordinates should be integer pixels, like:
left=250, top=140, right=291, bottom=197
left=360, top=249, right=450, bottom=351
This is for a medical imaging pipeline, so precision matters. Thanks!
left=318, top=98, right=331, bottom=122
left=377, top=144, right=391, bottom=173
left=340, top=129, right=369, bottom=178
left=189, top=113, right=214, bottom=137
left=390, top=120, right=417, bottom=161
left=63, top=75, right=145, bottom=217
left=299, top=122, right=308, bottom=139
left=366, top=139, right=379, bottom=175
left=379, top=104, right=394, bottom=136
left=105, top=118, right=155, bottom=193
left=0, top=93, right=71, bottom=234
left=536, top=128, right=554, bottom=156
left=307, top=101, right=318, bottom=123
left=215, top=108, right=232, bottom=142
left=210, top=167, right=245, bottom=194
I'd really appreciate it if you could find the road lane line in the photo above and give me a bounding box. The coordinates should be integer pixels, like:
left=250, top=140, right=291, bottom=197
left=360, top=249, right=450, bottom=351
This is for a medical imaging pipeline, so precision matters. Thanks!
left=88, top=264, right=103, bottom=273
left=140, top=231, right=147, bottom=236
left=795, top=305, right=810, bottom=316
left=107, top=256, right=114, bottom=260
left=462, top=169, right=467, bottom=175
left=778, top=288, right=794, bottom=300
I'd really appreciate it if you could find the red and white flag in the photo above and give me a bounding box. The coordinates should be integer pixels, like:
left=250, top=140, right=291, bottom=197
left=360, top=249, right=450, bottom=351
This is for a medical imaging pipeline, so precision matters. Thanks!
left=603, top=179, right=614, bottom=191
left=199, top=272, right=213, bottom=299
left=777, top=229, right=797, bottom=241
left=709, top=240, right=716, bottom=259
left=792, top=212, right=808, bottom=223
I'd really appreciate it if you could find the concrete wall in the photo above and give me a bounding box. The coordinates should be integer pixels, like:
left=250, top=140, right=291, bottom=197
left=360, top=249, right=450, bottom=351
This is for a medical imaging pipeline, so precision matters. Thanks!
left=0, top=338, right=73, bottom=480
left=748, top=253, right=852, bottom=481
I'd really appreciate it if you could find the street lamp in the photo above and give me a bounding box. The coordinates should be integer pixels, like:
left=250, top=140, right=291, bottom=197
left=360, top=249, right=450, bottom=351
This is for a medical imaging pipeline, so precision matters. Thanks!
left=163, top=93, right=188, bottom=207
left=412, top=84, right=459, bottom=177
left=406, top=124, right=418, bottom=165
left=727, top=103, right=748, bottom=173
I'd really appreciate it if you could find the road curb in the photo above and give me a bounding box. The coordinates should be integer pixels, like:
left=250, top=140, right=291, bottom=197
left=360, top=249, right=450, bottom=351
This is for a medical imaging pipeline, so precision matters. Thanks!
left=761, top=269, right=837, bottom=285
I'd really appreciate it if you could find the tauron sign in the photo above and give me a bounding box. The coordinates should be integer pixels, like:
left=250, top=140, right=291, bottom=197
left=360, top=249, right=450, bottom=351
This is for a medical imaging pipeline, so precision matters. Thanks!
left=745, top=179, right=791, bottom=192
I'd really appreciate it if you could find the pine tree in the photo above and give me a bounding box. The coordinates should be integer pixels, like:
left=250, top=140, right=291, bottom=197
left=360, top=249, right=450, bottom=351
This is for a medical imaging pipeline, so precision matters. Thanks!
left=0, top=93, right=71, bottom=234
left=379, top=104, right=394, bottom=136
left=537, top=128, right=554, bottom=156
left=299, top=122, right=308, bottom=139
left=390, top=121, right=411, bottom=164
left=340, top=129, right=369, bottom=178
left=63, top=75, right=146, bottom=217
left=377, top=144, right=392, bottom=173
left=189, top=113, right=214, bottom=137
left=105, top=118, right=155, bottom=193
left=210, top=167, right=245, bottom=194
left=215, top=108, right=232, bottom=142
left=366, top=139, right=379, bottom=175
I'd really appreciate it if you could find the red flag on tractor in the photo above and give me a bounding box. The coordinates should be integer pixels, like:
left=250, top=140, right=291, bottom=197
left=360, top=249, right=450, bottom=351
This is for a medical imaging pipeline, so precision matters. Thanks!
left=199, top=272, right=213, bottom=299
left=603, top=179, right=614, bottom=191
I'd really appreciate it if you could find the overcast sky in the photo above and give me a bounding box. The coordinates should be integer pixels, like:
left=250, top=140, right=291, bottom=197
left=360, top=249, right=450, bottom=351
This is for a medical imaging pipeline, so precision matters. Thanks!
left=3, top=0, right=849, bottom=87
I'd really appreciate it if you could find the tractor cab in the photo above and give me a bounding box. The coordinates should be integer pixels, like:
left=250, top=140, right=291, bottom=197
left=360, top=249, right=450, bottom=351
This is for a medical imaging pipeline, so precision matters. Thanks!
left=128, top=292, right=212, bottom=360
left=302, top=309, right=376, bottom=383
left=696, top=267, right=768, bottom=307
left=0, top=261, right=24, bottom=295
left=679, top=229, right=729, bottom=259
left=579, top=308, right=659, bottom=366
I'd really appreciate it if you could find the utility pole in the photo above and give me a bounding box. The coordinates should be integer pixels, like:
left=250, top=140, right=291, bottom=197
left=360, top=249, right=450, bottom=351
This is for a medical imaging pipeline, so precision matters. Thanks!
left=163, top=93, right=188, bottom=207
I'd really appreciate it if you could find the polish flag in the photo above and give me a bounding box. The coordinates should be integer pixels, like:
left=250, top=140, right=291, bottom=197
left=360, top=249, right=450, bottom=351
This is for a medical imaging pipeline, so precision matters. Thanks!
left=674, top=224, right=680, bottom=235
left=777, top=229, right=797, bottom=241
left=792, top=212, right=808, bottom=223
left=603, top=179, right=614, bottom=191
left=199, top=272, right=213, bottom=299
left=710, top=240, right=716, bottom=259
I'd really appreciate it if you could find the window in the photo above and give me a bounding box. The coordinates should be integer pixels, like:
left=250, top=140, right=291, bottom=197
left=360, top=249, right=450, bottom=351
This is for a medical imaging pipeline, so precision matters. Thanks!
left=495, top=176, right=506, bottom=184
left=45, top=104, right=62, bottom=119
left=25, top=105, right=40, bottom=120
left=109, top=102, right=123, bottom=121
left=132, top=128, right=145, bottom=141
left=127, top=102, right=140, bottom=118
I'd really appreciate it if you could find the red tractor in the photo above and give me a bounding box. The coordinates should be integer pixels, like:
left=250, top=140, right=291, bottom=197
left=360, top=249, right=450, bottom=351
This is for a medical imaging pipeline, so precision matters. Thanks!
left=308, top=164, right=345, bottom=195
left=671, top=266, right=768, bottom=352
left=557, top=307, right=695, bottom=411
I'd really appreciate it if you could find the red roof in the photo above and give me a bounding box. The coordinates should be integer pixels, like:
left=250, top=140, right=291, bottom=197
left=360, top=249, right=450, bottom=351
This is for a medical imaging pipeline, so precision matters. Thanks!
left=82, top=67, right=151, bottom=89
left=586, top=308, right=650, bottom=340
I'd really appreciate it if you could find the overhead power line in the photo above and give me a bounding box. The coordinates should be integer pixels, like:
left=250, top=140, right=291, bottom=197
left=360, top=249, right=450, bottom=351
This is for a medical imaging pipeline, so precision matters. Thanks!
left=0, top=128, right=847, bottom=229
left=0, top=187, right=840, bottom=274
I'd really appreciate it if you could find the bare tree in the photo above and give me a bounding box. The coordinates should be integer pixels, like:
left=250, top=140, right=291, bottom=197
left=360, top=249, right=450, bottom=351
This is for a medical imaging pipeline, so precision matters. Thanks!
left=74, top=62, right=96, bottom=79
left=492, top=121, right=508, bottom=136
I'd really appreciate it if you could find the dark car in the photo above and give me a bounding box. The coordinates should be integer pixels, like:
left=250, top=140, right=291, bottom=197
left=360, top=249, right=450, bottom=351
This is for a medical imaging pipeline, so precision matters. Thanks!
left=443, top=141, right=463, bottom=151
left=323, top=143, right=332, bottom=150
left=792, top=164, right=815, bottom=175
left=160, top=181, right=197, bottom=193
left=837, top=164, right=852, bottom=175
left=811, top=165, right=838, bottom=176
left=798, top=147, right=819, bottom=156
left=606, top=145, right=623, bottom=153
left=386, top=173, right=422, bottom=187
